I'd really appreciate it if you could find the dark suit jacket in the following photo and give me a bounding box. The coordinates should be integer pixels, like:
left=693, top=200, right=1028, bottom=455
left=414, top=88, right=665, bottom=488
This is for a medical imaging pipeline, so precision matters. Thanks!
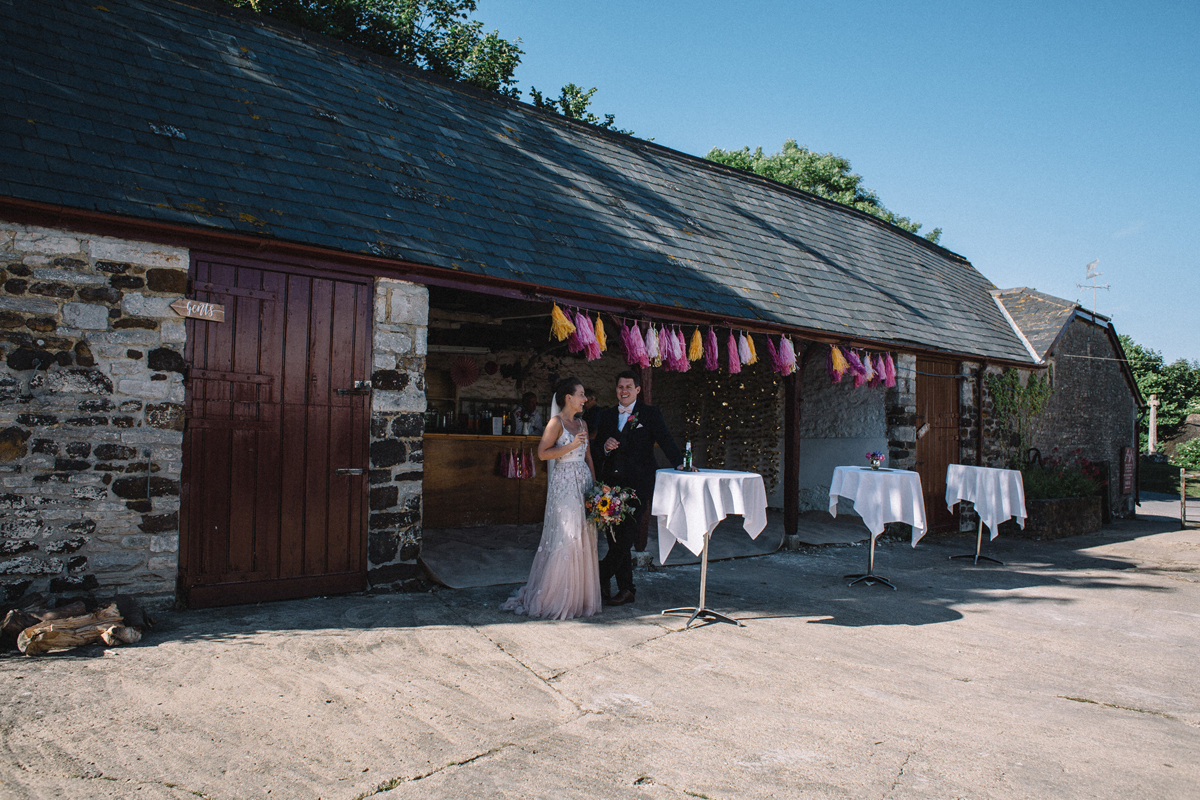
left=591, top=400, right=683, bottom=495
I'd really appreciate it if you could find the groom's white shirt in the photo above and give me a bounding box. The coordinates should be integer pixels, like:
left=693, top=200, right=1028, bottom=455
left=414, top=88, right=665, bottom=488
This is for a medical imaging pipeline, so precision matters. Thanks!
left=617, top=400, right=637, bottom=431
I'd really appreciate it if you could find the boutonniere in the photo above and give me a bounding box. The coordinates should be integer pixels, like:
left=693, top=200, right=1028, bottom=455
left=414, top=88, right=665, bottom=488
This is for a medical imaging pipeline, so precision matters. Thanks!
left=624, top=412, right=639, bottom=430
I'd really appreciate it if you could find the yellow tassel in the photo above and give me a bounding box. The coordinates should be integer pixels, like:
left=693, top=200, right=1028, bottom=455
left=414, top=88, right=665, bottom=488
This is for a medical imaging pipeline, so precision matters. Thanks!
left=746, top=333, right=758, bottom=365
left=830, top=345, right=849, bottom=375
left=549, top=303, right=576, bottom=341
left=594, top=315, right=607, bottom=351
left=688, top=327, right=704, bottom=361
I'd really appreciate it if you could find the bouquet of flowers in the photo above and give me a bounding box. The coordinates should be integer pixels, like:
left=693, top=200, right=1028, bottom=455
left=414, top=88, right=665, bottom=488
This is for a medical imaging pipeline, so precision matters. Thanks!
left=866, top=451, right=886, bottom=469
left=584, top=483, right=639, bottom=533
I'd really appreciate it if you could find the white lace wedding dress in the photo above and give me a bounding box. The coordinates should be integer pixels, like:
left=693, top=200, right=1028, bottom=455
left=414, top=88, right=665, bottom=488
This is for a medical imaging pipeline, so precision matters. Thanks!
left=501, top=419, right=601, bottom=619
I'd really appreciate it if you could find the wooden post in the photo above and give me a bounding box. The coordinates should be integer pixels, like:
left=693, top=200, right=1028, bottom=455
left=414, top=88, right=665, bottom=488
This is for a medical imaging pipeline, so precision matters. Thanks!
left=783, top=369, right=801, bottom=538
left=640, top=365, right=653, bottom=406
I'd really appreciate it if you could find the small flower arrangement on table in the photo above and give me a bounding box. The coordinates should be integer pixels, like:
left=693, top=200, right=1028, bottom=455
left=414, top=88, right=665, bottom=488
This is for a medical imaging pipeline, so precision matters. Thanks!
left=866, top=451, right=886, bottom=470
left=584, top=483, right=639, bottom=533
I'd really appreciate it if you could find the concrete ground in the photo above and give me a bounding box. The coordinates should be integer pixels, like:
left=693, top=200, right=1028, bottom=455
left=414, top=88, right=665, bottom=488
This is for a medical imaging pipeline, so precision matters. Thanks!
left=2, top=504, right=1198, bottom=799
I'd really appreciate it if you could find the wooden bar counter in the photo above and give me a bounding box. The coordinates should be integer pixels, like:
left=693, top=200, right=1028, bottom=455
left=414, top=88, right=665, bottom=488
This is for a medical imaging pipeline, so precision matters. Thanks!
left=422, top=434, right=548, bottom=529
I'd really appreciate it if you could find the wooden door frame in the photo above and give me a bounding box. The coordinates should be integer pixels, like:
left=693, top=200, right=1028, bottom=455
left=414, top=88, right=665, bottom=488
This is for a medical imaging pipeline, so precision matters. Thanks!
left=915, top=358, right=963, bottom=533
left=178, top=251, right=374, bottom=607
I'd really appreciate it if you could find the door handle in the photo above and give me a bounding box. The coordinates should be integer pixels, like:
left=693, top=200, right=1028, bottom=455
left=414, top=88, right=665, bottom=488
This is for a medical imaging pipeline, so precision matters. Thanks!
left=336, top=380, right=372, bottom=396
left=334, top=468, right=364, bottom=475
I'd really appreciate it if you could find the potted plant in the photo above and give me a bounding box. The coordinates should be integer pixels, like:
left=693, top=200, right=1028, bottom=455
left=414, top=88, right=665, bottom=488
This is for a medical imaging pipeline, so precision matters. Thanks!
left=1005, top=449, right=1104, bottom=539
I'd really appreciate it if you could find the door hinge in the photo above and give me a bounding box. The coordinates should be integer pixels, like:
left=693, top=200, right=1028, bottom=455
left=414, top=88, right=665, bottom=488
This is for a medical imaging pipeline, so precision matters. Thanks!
left=334, top=468, right=364, bottom=475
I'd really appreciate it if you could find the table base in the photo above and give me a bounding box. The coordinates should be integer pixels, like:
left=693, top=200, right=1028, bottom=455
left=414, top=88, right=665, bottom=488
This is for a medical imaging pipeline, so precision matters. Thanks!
left=843, top=534, right=896, bottom=590
left=660, top=529, right=744, bottom=628
left=949, top=520, right=1004, bottom=566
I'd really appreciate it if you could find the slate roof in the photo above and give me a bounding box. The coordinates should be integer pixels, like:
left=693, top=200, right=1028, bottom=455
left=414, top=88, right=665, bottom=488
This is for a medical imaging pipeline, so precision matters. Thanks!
left=0, top=0, right=1035, bottom=363
left=994, top=288, right=1082, bottom=359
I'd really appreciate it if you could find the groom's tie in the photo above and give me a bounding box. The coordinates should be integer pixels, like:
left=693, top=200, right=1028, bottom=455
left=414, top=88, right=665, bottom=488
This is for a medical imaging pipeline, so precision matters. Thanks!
left=617, top=404, right=633, bottom=431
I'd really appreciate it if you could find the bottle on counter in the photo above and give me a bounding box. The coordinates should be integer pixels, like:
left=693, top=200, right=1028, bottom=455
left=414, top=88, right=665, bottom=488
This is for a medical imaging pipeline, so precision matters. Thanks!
left=683, top=441, right=693, bottom=470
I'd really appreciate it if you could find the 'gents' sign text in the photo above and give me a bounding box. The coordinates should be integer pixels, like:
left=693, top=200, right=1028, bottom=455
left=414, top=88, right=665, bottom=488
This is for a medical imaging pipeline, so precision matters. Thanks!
left=170, top=298, right=226, bottom=323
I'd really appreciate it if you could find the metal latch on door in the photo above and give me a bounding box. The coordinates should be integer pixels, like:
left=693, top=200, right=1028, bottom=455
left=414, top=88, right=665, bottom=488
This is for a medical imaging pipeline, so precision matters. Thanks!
left=336, top=380, right=372, bottom=396
left=335, top=468, right=364, bottom=475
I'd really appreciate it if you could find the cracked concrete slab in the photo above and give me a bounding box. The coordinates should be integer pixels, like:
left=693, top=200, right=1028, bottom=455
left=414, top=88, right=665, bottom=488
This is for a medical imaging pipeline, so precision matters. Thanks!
left=2, top=510, right=1198, bottom=799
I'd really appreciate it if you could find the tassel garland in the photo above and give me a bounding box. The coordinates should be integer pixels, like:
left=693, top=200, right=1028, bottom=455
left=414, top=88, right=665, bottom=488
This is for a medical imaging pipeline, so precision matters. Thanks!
left=828, top=346, right=849, bottom=382
left=704, top=327, right=719, bottom=371
left=675, top=328, right=690, bottom=372
left=746, top=334, right=758, bottom=365
left=779, top=337, right=797, bottom=375
left=645, top=324, right=661, bottom=367
left=883, top=353, right=896, bottom=387
left=765, top=337, right=781, bottom=373
left=737, top=333, right=752, bottom=366
left=550, top=303, right=576, bottom=341
left=594, top=315, right=607, bottom=352
left=727, top=330, right=742, bottom=374
left=688, top=327, right=704, bottom=361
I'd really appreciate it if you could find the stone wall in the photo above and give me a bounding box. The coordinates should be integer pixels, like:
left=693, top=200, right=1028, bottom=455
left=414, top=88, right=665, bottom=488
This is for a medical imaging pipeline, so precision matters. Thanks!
left=0, top=222, right=187, bottom=608
left=885, top=353, right=918, bottom=471
left=367, top=279, right=428, bottom=590
left=1033, top=319, right=1138, bottom=517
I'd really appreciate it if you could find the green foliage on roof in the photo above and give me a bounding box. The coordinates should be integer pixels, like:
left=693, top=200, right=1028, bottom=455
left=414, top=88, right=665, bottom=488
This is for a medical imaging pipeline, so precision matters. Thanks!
left=221, top=0, right=524, bottom=97
left=705, top=139, right=942, bottom=244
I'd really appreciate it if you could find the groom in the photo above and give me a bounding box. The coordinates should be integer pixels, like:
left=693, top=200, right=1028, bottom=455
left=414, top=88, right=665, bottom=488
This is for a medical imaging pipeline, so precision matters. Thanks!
left=592, top=370, right=686, bottom=606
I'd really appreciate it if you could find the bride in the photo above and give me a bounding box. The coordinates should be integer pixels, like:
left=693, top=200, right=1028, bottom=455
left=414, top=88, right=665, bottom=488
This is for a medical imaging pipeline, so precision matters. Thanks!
left=501, top=377, right=601, bottom=619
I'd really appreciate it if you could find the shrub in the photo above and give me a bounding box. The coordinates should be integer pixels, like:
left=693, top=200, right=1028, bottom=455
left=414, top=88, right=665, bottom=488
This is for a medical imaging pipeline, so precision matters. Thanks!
left=1177, top=439, right=1200, bottom=472
left=1023, top=449, right=1103, bottom=500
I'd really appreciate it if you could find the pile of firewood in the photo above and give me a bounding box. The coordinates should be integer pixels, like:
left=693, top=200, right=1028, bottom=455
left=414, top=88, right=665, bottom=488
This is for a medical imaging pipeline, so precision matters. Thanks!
left=1, top=594, right=152, bottom=656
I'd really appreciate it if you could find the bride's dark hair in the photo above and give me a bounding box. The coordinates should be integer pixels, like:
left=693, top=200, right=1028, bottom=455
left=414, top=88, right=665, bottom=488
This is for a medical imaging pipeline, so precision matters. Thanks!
left=553, top=376, right=583, bottom=410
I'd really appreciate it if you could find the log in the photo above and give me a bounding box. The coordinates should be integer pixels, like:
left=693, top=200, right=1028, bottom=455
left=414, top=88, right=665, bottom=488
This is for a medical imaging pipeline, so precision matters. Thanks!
left=17, top=603, right=124, bottom=655
left=2, top=600, right=88, bottom=644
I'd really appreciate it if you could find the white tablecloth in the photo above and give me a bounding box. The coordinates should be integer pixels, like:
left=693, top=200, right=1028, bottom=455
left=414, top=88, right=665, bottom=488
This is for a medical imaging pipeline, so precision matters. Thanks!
left=651, top=469, right=769, bottom=565
left=828, top=466, right=927, bottom=546
left=945, top=464, right=1026, bottom=539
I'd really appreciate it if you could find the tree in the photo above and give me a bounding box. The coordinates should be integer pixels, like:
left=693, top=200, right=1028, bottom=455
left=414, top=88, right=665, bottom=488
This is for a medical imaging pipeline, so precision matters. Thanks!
left=705, top=139, right=942, bottom=243
left=529, top=83, right=632, bottom=135
left=221, top=0, right=523, bottom=97
left=1119, top=334, right=1200, bottom=452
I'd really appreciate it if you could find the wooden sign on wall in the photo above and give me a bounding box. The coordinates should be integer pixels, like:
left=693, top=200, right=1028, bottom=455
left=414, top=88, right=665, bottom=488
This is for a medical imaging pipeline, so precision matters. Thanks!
left=170, top=298, right=225, bottom=323
left=1121, top=446, right=1135, bottom=495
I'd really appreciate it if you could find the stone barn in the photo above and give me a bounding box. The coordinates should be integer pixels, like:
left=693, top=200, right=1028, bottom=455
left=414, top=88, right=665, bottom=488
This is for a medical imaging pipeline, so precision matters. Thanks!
left=0, top=0, right=1138, bottom=608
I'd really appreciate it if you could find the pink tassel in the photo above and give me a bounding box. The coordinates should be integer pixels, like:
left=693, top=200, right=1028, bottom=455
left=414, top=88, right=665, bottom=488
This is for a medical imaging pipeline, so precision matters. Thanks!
left=633, top=324, right=650, bottom=368
left=577, top=314, right=601, bottom=361
left=779, top=337, right=797, bottom=375
left=845, top=349, right=866, bottom=387
left=675, top=328, right=690, bottom=372
left=765, top=337, right=781, bottom=373
left=883, top=353, right=896, bottom=387
left=658, top=325, right=674, bottom=370
left=867, top=354, right=884, bottom=388
left=727, top=331, right=742, bottom=374
left=566, top=311, right=584, bottom=354
left=863, top=352, right=877, bottom=386
left=704, top=327, right=719, bottom=371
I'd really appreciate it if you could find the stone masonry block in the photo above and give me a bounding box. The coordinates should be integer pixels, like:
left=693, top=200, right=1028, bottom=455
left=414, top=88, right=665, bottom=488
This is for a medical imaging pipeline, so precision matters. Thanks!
left=32, top=268, right=106, bottom=286
left=121, top=294, right=177, bottom=318
left=62, top=302, right=111, bottom=330
left=374, top=279, right=428, bottom=325
left=374, top=329, right=414, bottom=356
left=88, top=239, right=187, bottom=269
left=14, top=231, right=80, bottom=254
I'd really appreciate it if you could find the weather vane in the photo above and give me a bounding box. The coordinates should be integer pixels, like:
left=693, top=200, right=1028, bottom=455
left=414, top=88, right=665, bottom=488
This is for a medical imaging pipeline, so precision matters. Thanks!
left=1076, top=259, right=1109, bottom=319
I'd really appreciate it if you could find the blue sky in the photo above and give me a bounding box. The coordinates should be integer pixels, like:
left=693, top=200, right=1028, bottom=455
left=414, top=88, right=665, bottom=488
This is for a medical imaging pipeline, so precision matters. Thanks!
left=481, top=1, right=1199, bottom=363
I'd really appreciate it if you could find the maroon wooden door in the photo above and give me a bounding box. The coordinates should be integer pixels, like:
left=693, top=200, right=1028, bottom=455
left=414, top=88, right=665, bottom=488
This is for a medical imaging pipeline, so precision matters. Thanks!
left=179, top=255, right=372, bottom=607
left=915, top=359, right=961, bottom=532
